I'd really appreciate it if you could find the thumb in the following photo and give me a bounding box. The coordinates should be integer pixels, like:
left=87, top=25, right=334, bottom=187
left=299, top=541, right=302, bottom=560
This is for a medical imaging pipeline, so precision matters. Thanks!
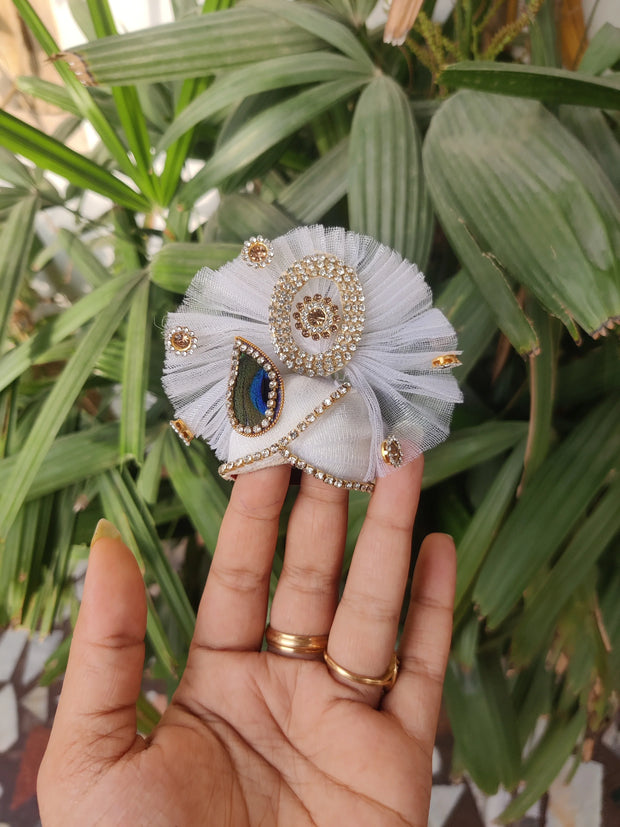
left=46, top=519, right=147, bottom=768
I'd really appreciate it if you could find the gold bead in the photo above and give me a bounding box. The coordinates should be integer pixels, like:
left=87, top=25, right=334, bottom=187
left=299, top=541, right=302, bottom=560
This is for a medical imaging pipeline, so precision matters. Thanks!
left=381, top=436, right=402, bottom=468
left=242, top=235, right=274, bottom=268
left=170, top=330, right=192, bottom=351
left=247, top=241, right=268, bottom=263
left=167, top=326, right=197, bottom=355
left=432, top=354, right=461, bottom=369
left=170, top=419, right=194, bottom=445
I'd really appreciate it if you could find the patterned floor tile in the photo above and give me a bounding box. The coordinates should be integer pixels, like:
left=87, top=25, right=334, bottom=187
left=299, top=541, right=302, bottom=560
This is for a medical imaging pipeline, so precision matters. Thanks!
left=19, top=690, right=48, bottom=724
left=20, top=633, right=63, bottom=688
left=429, top=784, right=466, bottom=826
left=594, top=740, right=620, bottom=827
left=469, top=782, right=515, bottom=826
left=432, top=746, right=443, bottom=777
left=602, top=723, right=620, bottom=758
left=443, top=783, right=486, bottom=827
left=468, top=781, right=543, bottom=826
left=547, top=760, right=603, bottom=827
left=0, top=632, right=29, bottom=684
left=0, top=624, right=62, bottom=827
left=0, top=686, right=19, bottom=753
left=10, top=728, right=51, bottom=814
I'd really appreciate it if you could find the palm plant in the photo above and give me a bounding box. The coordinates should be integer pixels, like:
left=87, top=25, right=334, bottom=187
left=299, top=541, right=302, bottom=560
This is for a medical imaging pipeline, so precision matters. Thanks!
left=1, top=0, right=619, bottom=819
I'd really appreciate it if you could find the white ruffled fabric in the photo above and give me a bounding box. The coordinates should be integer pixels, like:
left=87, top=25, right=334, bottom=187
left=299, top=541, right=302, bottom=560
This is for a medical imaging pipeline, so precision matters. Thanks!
left=162, top=225, right=462, bottom=484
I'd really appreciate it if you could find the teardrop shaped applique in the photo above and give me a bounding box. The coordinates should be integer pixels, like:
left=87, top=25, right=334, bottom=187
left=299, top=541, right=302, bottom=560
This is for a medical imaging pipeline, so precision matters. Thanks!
left=227, top=338, right=284, bottom=436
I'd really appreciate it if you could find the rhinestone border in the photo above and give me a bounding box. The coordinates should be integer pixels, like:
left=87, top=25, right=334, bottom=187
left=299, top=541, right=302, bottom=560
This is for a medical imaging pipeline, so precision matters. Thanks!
left=170, top=418, right=194, bottom=446
left=283, top=452, right=374, bottom=493
left=166, top=326, right=198, bottom=356
left=242, top=235, right=274, bottom=268
left=381, top=435, right=403, bottom=468
left=269, top=254, right=365, bottom=377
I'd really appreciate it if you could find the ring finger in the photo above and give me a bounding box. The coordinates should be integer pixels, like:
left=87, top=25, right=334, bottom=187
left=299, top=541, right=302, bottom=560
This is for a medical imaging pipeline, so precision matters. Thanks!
left=325, top=457, right=423, bottom=697
left=269, top=473, right=349, bottom=638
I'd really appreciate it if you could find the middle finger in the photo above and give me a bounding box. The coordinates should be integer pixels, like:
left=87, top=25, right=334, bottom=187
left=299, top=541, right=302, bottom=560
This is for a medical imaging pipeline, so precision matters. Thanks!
left=269, top=472, right=349, bottom=636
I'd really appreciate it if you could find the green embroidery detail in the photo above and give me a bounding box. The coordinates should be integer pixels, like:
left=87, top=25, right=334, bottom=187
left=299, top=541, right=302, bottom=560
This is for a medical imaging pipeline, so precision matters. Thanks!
left=234, top=351, right=271, bottom=428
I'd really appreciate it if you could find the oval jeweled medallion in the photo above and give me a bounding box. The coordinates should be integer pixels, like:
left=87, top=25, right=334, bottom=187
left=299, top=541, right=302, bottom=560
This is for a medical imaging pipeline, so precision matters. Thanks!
left=226, top=338, right=283, bottom=436
left=268, top=254, right=365, bottom=377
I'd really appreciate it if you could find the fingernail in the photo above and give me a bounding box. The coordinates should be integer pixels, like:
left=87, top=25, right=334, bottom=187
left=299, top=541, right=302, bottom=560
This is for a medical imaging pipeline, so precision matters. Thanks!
left=91, top=518, right=122, bottom=548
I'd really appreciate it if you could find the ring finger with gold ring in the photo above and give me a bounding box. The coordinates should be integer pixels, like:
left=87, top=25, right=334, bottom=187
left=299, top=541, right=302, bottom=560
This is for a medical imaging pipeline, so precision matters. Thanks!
left=265, top=625, right=328, bottom=660
left=324, top=459, right=423, bottom=702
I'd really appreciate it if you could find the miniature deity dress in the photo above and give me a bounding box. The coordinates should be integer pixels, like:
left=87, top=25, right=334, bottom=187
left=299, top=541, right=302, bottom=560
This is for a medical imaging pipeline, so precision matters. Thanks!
left=162, top=225, right=462, bottom=493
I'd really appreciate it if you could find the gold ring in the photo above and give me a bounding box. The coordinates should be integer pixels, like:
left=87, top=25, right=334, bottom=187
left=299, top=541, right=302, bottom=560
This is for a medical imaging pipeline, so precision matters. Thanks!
left=323, top=651, right=400, bottom=691
left=265, top=625, right=328, bottom=659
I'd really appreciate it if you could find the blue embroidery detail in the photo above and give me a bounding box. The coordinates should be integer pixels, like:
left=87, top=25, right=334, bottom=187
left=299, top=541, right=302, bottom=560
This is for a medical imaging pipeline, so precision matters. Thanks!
left=249, top=368, right=269, bottom=415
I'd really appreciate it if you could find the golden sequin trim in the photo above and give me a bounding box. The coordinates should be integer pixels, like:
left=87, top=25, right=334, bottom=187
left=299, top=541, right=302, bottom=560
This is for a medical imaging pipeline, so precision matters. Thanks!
left=381, top=436, right=402, bottom=467
left=432, top=354, right=461, bottom=369
left=53, top=52, right=97, bottom=86
left=283, top=452, right=375, bottom=493
left=170, top=419, right=194, bottom=445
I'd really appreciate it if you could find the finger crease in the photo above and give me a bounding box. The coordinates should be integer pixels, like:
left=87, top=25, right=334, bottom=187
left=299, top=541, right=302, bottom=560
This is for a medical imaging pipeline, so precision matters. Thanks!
left=280, top=564, right=337, bottom=596
left=77, top=637, right=144, bottom=655
left=228, top=497, right=283, bottom=524
left=411, top=593, right=454, bottom=613
left=210, top=564, right=270, bottom=595
left=339, top=592, right=400, bottom=625
left=399, top=652, right=446, bottom=686
left=364, top=512, right=415, bottom=536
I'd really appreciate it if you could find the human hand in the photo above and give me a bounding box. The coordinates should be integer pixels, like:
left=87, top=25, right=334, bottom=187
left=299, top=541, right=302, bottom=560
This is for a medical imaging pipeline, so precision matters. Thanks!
left=38, top=457, right=455, bottom=826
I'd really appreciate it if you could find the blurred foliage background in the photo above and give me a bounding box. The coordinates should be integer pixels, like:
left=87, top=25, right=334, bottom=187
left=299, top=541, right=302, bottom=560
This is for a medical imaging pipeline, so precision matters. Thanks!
left=0, top=0, right=619, bottom=819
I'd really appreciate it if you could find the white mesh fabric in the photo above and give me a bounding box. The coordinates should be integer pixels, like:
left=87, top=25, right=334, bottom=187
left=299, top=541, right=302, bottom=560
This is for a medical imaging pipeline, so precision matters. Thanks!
left=162, top=225, right=462, bottom=483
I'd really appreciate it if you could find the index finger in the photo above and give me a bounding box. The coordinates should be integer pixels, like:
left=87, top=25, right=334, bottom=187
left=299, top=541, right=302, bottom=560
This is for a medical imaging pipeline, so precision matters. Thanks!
left=191, top=465, right=290, bottom=653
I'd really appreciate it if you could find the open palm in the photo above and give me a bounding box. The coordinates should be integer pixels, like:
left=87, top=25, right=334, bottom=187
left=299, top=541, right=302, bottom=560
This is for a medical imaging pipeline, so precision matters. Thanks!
left=38, top=459, right=455, bottom=826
